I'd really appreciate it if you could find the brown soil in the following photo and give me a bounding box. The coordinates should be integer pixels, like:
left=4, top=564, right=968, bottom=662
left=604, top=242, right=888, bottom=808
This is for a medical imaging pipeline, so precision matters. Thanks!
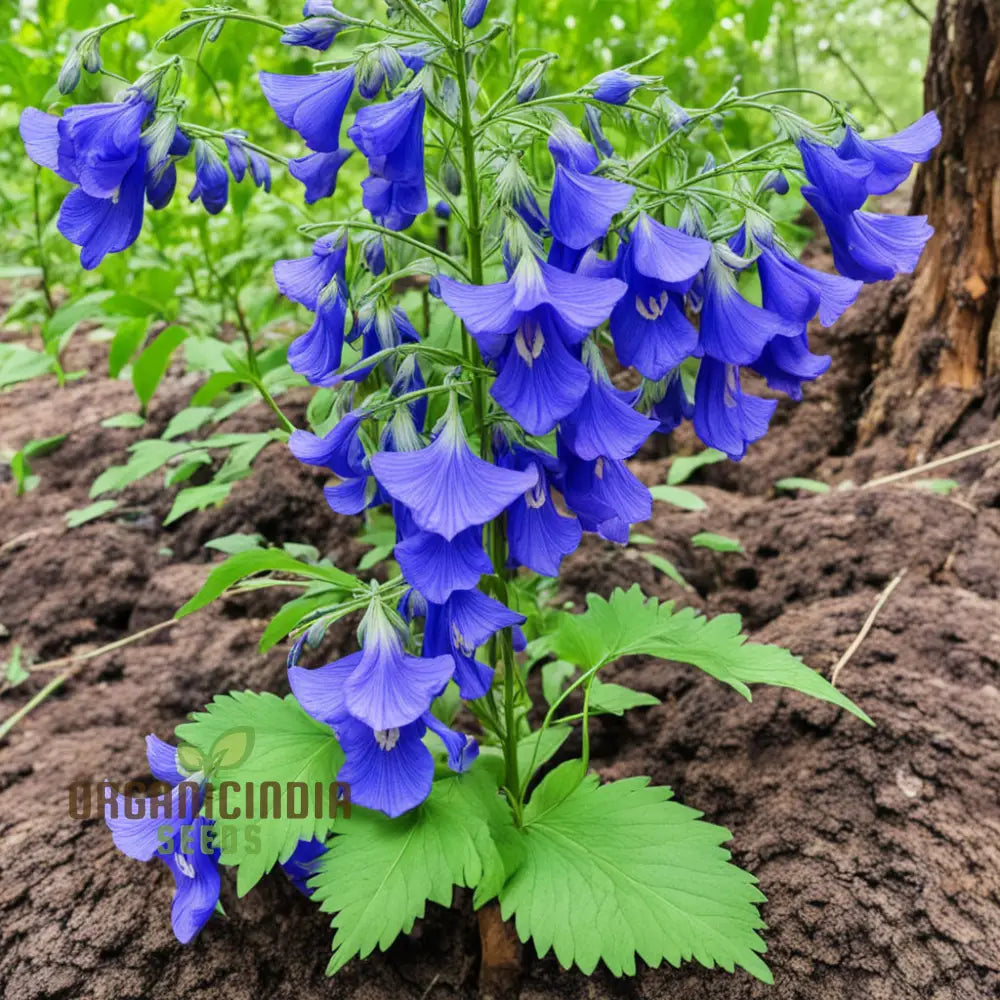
left=2, top=258, right=1000, bottom=1000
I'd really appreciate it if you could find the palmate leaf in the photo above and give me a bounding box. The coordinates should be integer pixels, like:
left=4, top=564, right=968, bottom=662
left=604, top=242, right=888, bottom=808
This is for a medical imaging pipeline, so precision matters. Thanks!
left=551, top=585, right=872, bottom=723
left=499, top=766, right=772, bottom=981
left=311, top=767, right=520, bottom=975
left=175, top=691, right=345, bottom=895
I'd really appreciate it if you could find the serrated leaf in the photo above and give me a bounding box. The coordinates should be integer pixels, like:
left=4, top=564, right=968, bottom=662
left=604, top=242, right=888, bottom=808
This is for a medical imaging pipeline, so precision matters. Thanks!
left=175, top=691, right=345, bottom=895
left=311, top=767, right=519, bottom=974
left=667, top=448, right=726, bottom=485
left=551, top=587, right=871, bottom=723
left=774, top=477, right=830, bottom=494
left=175, top=548, right=356, bottom=618
left=65, top=499, right=117, bottom=528
left=499, top=772, right=772, bottom=980
left=649, top=485, right=707, bottom=510
left=691, top=531, right=743, bottom=553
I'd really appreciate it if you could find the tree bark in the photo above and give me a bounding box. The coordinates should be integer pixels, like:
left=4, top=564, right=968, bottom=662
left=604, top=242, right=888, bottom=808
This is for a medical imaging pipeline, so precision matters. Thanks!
left=858, top=0, right=1000, bottom=452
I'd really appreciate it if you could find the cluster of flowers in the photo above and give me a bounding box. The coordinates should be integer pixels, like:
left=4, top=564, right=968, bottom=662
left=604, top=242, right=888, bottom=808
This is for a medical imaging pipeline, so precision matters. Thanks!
left=262, top=62, right=939, bottom=819
left=19, top=85, right=271, bottom=269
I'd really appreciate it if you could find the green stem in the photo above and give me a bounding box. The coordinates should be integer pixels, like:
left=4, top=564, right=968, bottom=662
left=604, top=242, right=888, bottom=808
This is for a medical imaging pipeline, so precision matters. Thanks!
left=32, top=170, right=54, bottom=315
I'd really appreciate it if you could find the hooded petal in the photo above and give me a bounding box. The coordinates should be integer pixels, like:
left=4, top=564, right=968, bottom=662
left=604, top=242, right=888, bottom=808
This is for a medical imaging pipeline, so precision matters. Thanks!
left=757, top=240, right=862, bottom=325
left=288, top=290, right=347, bottom=385
left=324, top=475, right=374, bottom=515
left=592, top=68, right=651, bottom=105
left=289, top=652, right=361, bottom=726
left=693, top=357, right=776, bottom=460
left=259, top=67, right=356, bottom=152
left=165, top=817, right=221, bottom=944
left=423, top=712, right=480, bottom=772
left=560, top=373, right=658, bottom=460
left=280, top=837, right=327, bottom=896
left=20, top=108, right=77, bottom=181
left=105, top=781, right=200, bottom=862
left=561, top=445, right=652, bottom=528
left=752, top=332, right=831, bottom=400
left=289, top=408, right=367, bottom=478
left=797, top=138, right=872, bottom=212
left=335, top=716, right=432, bottom=817
left=548, top=120, right=600, bottom=173
left=370, top=413, right=538, bottom=539
left=273, top=233, right=347, bottom=311
left=506, top=457, right=582, bottom=576
left=548, top=165, right=634, bottom=250
left=395, top=525, right=492, bottom=603
left=628, top=212, right=712, bottom=289
left=146, top=735, right=186, bottom=786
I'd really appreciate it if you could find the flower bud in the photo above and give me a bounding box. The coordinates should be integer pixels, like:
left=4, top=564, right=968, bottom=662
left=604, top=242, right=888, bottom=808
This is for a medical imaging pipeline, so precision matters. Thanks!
left=57, top=48, right=81, bottom=95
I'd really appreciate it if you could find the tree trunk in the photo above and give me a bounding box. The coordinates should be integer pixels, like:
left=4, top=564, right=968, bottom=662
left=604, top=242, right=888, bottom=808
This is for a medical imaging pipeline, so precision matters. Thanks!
left=857, top=0, right=1000, bottom=452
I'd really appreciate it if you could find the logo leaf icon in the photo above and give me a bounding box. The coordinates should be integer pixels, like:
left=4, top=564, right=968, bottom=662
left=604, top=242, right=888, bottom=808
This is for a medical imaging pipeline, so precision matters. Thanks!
left=209, top=726, right=255, bottom=770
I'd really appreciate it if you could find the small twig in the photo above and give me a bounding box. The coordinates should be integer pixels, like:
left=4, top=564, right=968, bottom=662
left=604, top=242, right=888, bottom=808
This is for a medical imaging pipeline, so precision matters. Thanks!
left=830, top=568, right=907, bottom=687
left=861, top=438, right=1000, bottom=490
left=419, top=973, right=441, bottom=1000
left=900, top=0, right=932, bottom=25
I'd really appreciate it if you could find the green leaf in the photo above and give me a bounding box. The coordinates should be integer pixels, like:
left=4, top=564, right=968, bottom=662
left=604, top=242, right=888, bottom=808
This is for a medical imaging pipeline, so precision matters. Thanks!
left=745, top=0, right=776, bottom=41
left=667, top=448, right=726, bottom=485
left=100, top=412, right=146, bottom=429
left=132, top=324, right=187, bottom=408
left=23, top=434, right=68, bottom=460
left=649, top=485, right=707, bottom=511
left=499, top=772, right=771, bottom=980
left=0, top=344, right=56, bottom=389
left=162, top=406, right=217, bottom=440
left=672, top=0, right=718, bottom=54
left=691, top=531, right=744, bottom=553
left=108, top=317, right=148, bottom=377
left=205, top=532, right=266, bottom=555
left=259, top=590, right=341, bottom=653
left=175, top=548, right=356, bottom=618
left=65, top=499, right=117, bottom=528
left=588, top=680, right=660, bottom=716
left=640, top=551, right=691, bottom=589
left=311, top=767, right=519, bottom=974
left=910, top=478, right=960, bottom=495
left=774, top=477, right=831, bottom=494
left=163, top=482, right=232, bottom=525
left=175, top=691, right=345, bottom=895
left=551, top=587, right=872, bottom=723
left=90, top=440, right=191, bottom=496
left=3, top=645, right=29, bottom=688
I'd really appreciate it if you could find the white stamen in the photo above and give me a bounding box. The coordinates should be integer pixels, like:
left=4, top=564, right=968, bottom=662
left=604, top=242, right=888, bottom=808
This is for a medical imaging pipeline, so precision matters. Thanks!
left=525, top=480, right=547, bottom=509
left=659, top=290, right=669, bottom=311
left=174, top=853, right=196, bottom=878
left=595, top=457, right=605, bottom=480
left=635, top=295, right=657, bottom=321
left=375, top=728, right=400, bottom=751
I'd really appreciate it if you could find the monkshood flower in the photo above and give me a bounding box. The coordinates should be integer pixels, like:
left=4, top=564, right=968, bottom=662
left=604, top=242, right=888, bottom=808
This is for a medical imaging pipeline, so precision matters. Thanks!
left=281, top=2, right=349, bottom=51
left=693, top=357, right=777, bottom=460
left=395, top=520, right=492, bottom=603
left=498, top=443, right=582, bottom=577
left=462, top=0, right=489, bottom=29
left=105, top=735, right=220, bottom=944
left=752, top=333, right=831, bottom=400
left=610, top=212, right=711, bottom=379
left=548, top=118, right=600, bottom=173
left=583, top=105, right=614, bottom=158
left=835, top=112, right=941, bottom=196
left=560, top=345, right=659, bottom=461
left=289, top=282, right=349, bottom=386
left=144, top=128, right=192, bottom=211
left=437, top=252, right=626, bottom=435
left=699, top=248, right=803, bottom=365
left=558, top=439, right=652, bottom=545
left=289, top=148, right=353, bottom=204
left=188, top=139, right=229, bottom=215
left=289, top=406, right=368, bottom=479
left=591, top=69, right=655, bottom=105
left=223, top=130, right=271, bottom=191
left=370, top=399, right=539, bottom=539
left=548, top=163, right=634, bottom=250
left=363, top=234, right=386, bottom=274
left=260, top=66, right=356, bottom=153
left=281, top=837, right=327, bottom=896
left=274, top=232, right=348, bottom=312
left=348, top=89, right=428, bottom=230
left=422, top=587, right=526, bottom=699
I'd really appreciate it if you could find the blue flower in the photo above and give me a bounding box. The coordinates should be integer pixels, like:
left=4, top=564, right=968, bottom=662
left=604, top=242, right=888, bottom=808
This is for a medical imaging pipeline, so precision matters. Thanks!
left=752, top=332, right=830, bottom=400
left=281, top=12, right=348, bottom=51
left=422, top=588, right=525, bottom=699
left=144, top=128, right=190, bottom=211
left=591, top=69, right=653, bottom=105
left=288, top=283, right=349, bottom=386
left=699, top=250, right=803, bottom=364
left=348, top=89, right=428, bottom=230
left=583, top=104, right=614, bottom=158
left=394, top=522, right=492, bottom=603
left=560, top=347, right=659, bottom=460
left=370, top=400, right=539, bottom=539
left=797, top=138, right=871, bottom=211
left=223, top=130, right=271, bottom=191
left=259, top=67, right=356, bottom=152
left=462, top=0, right=489, bottom=28
left=188, top=139, right=229, bottom=215
left=340, top=303, right=420, bottom=384
left=559, top=442, right=653, bottom=544
left=363, top=234, right=386, bottom=274
left=356, top=44, right=429, bottom=100
left=609, top=212, right=710, bottom=378
left=280, top=837, right=327, bottom=896
left=437, top=252, right=627, bottom=434
left=693, top=357, right=776, bottom=460
left=549, top=163, right=634, bottom=250
left=57, top=149, right=147, bottom=269
left=835, top=112, right=940, bottom=196
left=289, top=407, right=368, bottom=478
left=104, top=736, right=220, bottom=944
left=647, top=369, right=693, bottom=433
left=802, top=187, right=934, bottom=283
left=500, top=445, right=582, bottom=577
left=435, top=199, right=452, bottom=219
left=289, top=148, right=353, bottom=204
left=548, top=119, right=600, bottom=173
left=274, top=232, right=348, bottom=311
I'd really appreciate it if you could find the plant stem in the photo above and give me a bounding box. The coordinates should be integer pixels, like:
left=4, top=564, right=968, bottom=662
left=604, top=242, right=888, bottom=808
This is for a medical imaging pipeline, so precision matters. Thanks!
left=32, top=171, right=55, bottom=315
